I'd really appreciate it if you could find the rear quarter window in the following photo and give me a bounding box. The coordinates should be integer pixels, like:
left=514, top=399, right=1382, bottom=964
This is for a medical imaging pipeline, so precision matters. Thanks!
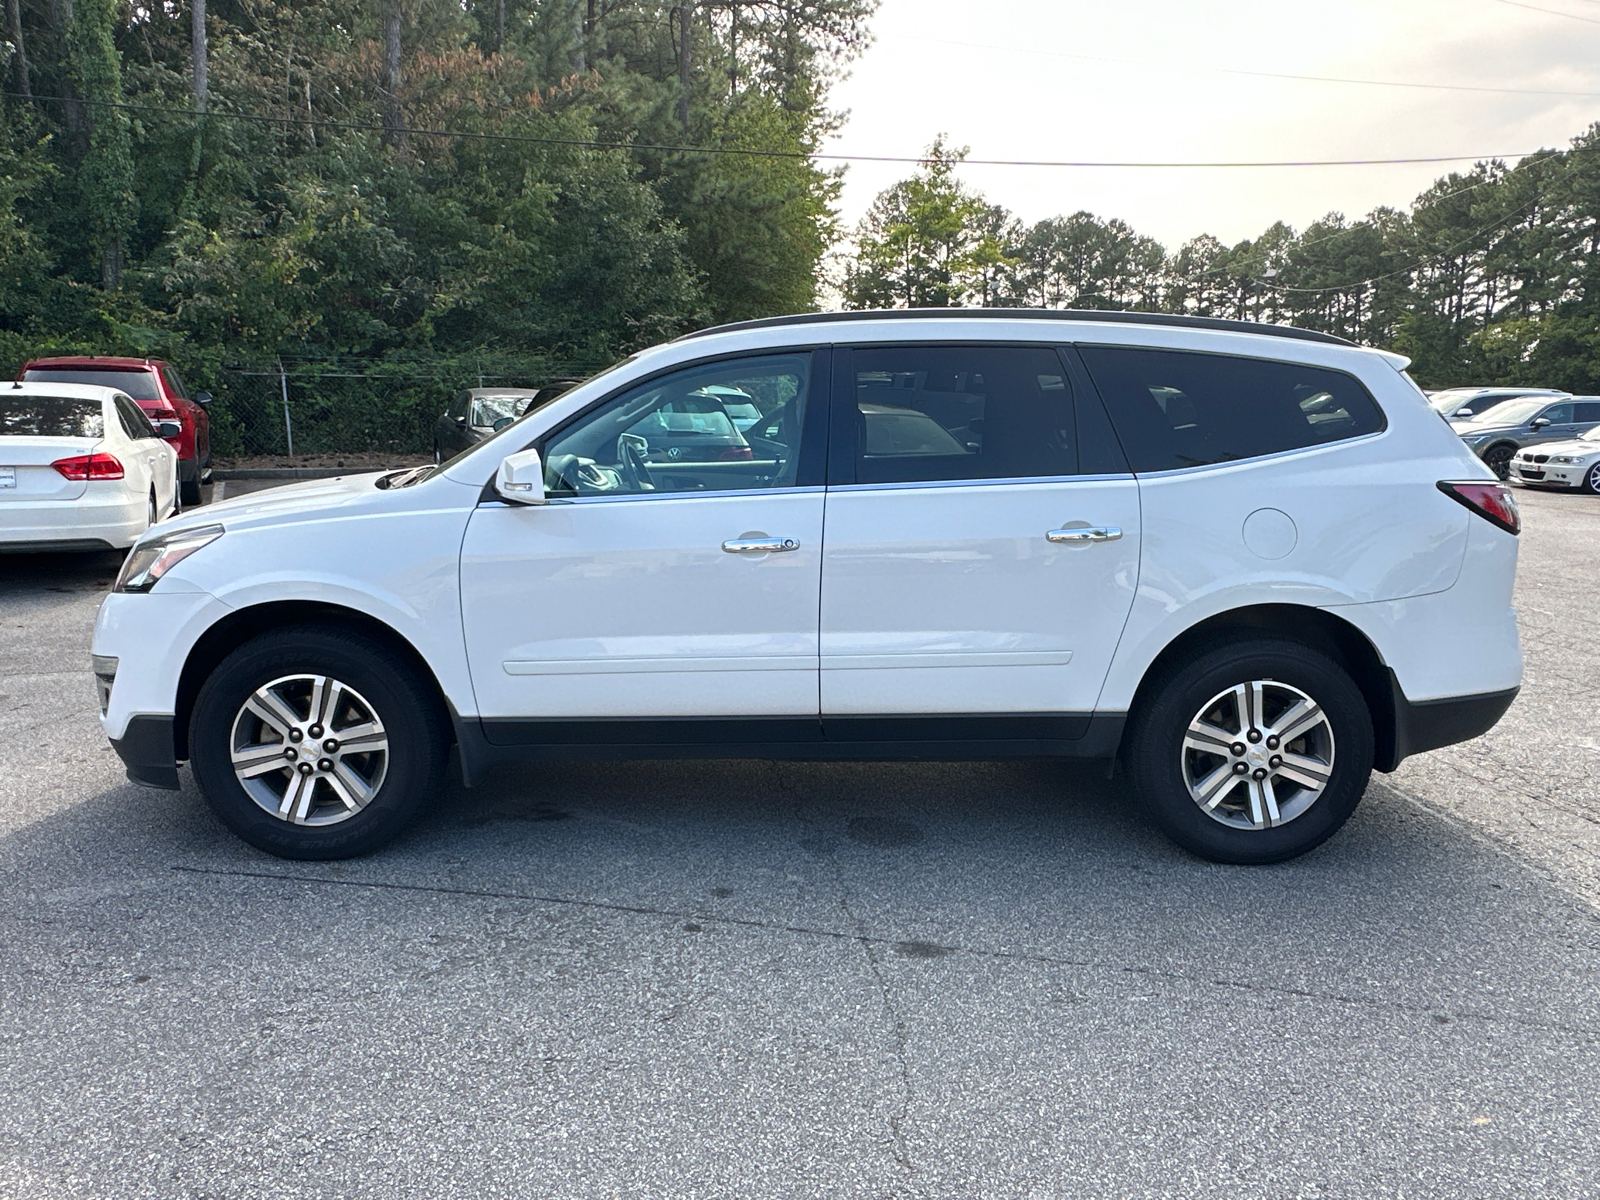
left=1077, top=347, right=1386, bottom=473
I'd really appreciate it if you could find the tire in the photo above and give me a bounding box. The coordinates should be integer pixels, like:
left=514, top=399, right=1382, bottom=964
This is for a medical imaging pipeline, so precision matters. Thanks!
left=146, top=492, right=158, bottom=531
left=433, top=442, right=442, bottom=466
left=1125, top=638, right=1374, bottom=865
left=180, top=476, right=203, bottom=507
left=1583, top=461, right=1600, bottom=495
left=1482, top=443, right=1516, bottom=480
left=189, top=624, right=449, bottom=859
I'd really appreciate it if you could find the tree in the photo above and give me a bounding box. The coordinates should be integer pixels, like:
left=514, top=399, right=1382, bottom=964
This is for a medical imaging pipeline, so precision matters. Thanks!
left=66, top=0, right=136, bottom=287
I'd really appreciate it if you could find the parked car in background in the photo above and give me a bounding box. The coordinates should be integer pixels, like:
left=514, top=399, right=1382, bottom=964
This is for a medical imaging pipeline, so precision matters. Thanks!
left=95, top=310, right=1521, bottom=868
left=20, top=357, right=211, bottom=506
left=1429, top=386, right=1569, bottom=422
left=1453, top=395, right=1600, bottom=478
left=433, top=388, right=547, bottom=463
left=0, top=383, right=178, bottom=551
left=1509, top=424, right=1600, bottom=493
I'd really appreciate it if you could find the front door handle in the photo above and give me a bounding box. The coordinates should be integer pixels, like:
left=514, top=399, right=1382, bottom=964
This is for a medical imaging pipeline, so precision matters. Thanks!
left=723, top=537, right=801, bottom=554
left=1047, top=526, right=1123, bottom=544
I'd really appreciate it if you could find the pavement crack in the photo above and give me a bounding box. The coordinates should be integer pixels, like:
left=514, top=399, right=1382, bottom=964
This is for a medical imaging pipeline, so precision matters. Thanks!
left=168, top=863, right=1600, bottom=1039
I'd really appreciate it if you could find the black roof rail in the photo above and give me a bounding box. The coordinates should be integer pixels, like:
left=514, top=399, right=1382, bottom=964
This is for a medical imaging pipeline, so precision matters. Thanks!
left=673, top=308, right=1356, bottom=348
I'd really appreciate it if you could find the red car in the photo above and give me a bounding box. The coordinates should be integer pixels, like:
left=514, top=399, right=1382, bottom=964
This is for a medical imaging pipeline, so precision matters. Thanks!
left=20, top=357, right=212, bottom=505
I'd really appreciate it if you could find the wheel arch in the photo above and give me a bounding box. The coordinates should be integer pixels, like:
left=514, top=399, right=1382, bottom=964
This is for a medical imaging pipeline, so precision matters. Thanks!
left=1121, top=603, right=1400, bottom=772
left=174, top=600, right=456, bottom=761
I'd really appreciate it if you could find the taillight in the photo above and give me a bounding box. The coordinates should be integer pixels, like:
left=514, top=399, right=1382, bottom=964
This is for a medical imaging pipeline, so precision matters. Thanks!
left=1438, top=480, right=1519, bottom=535
left=717, top=446, right=755, bottom=461
left=147, top=407, right=178, bottom=420
left=52, top=453, right=125, bottom=481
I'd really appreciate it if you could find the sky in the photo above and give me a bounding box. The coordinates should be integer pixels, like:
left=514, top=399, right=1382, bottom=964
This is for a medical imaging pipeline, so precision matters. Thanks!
left=824, top=0, right=1600, bottom=251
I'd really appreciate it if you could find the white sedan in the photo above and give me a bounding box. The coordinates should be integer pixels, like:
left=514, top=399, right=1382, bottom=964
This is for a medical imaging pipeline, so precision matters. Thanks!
left=0, top=382, right=179, bottom=551
left=1509, top=424, right=1600, bottom=494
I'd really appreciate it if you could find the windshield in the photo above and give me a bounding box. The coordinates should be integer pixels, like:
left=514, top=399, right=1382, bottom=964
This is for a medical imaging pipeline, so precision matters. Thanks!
left=440, top=356, right=638, bottom=468
left=470, top=394, right=537, bottom=427
left=1428, top=388, right=1482, bottom=411
left=22, top=367, right=161, bottom=401
left=1582, top=425, right=1600, bottom=442
left=0, top=395, right=105, bottom=438
left=1458, top=397, right=1546, bottom=425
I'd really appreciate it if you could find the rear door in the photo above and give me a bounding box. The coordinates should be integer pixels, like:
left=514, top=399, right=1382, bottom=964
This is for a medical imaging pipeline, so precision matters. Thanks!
left=818, top=342, right=1141, bottom=725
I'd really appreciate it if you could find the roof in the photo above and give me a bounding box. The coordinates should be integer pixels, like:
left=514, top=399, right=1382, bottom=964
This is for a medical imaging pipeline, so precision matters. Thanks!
left=21, top=356, right=166, bottom=371
left=674, top=308, right=1356, bottom=348
left=1, top=380, right=130, bottom=400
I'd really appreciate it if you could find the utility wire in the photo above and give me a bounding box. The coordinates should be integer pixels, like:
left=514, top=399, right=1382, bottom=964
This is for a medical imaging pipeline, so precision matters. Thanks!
left=0, top=90, right=1573, bottom=170
left=1493, top=0, right=1600, bottom=24
left=890, top=31, right=1600, bottom=99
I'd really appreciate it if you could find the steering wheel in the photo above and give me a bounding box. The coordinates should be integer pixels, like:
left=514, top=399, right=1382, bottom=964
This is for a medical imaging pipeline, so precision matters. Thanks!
left=618, top=435, right=656, bottom=492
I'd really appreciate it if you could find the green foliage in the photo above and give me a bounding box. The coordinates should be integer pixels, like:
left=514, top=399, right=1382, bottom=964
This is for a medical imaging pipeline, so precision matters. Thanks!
left=843, top=124, right=1600, bottom=389
left=0, top=0, right=877, bottom=451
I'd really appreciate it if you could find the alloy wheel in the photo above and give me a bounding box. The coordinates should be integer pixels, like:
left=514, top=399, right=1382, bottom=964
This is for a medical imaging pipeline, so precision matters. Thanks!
left=229, top=673, right=389, bottom=825
left=1180, top=679, right=1336, bottom=830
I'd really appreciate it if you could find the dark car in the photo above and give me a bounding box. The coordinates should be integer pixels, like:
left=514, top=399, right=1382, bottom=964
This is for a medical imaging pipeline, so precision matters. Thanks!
left=20, top=356, right=212, bottom=505
left=1429, top=386, right=1569, bottom=422
left=433, top=389, right=547, bottom=464
left=1453, top=394, right=1600, bottom=478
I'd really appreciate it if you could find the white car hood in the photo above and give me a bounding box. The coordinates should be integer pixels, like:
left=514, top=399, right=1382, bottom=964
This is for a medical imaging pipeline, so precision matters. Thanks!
left=1523, top=438, right=1600, bottom=457
left=151, top=471, right=394, bottom=537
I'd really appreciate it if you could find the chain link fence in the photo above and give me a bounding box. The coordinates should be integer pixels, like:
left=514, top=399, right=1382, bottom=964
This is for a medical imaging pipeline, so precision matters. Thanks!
left=208, top=363, right=590, bottom=464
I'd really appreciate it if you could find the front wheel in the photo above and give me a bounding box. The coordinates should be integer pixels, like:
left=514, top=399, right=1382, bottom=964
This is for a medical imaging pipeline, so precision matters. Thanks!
left=1583, top=461, right=1600, bottom=495
left=189, top=625, right=449, bottom=859
left=1126, top=638, right=1374, bottom=864
left=1482, top=443, right=1515, bottom=480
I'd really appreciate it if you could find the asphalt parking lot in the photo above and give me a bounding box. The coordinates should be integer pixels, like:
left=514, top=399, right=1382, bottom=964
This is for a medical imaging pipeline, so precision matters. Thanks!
left=2, top=486, right=1598, bottom=1199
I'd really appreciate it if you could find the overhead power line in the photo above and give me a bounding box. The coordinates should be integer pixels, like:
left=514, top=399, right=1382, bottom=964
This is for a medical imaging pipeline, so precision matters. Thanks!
left=890, top=32, right=1600, bottom=99
left=0, top=91, right=1572, bottom=170
left=1494, top=0, right=1600, bottom=24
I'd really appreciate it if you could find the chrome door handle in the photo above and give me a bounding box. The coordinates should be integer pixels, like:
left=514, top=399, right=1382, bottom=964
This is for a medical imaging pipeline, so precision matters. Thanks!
left=1047, top=526, right=1123, bottom=544
left=722, top=537, right=800, bottom=554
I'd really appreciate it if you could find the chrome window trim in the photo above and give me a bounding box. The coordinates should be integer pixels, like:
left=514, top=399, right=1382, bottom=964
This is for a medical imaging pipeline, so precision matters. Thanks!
left=511, top=484, right=828, bottom=507
left=827, top=473, right=1135, bottom=494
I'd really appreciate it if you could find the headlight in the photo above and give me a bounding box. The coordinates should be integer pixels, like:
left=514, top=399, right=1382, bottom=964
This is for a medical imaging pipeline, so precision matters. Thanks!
left=114, top=524, right=224, bottom=593
left=1552, top=455, right=1580, bottom=464
left=1460, top=432, right=1493, bottom=445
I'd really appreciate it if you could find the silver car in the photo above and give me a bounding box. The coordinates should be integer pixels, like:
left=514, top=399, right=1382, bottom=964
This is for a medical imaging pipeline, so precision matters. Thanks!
left=1429, top=386, right=1568, bottom=422
left=1452, top=395, right=1600, bottom=479
left=1509, top=424, right=1600, bottom=493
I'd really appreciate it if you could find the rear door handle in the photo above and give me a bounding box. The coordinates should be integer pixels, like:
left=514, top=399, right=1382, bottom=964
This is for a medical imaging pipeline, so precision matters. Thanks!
left=1047, top=526, right=1123, bottom=544
left=723, top=537, right=801, bottom=554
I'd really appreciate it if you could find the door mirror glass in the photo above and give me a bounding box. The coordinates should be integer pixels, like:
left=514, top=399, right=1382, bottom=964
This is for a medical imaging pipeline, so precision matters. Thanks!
left=193, top=391, right=213, bottom=406
left=495, top=448, right=546, bottom=505
left=155, top=420, right=182, bottom=439
left=492, top=416, right=514, bottom=433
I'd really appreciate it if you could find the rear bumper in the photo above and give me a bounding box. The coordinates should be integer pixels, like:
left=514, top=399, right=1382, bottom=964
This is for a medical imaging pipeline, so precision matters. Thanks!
left=1382, top=678, right=1518, bottom=771
left=0, top=495, right=147, bottom=549
left=109, top=714, right=181, bottom=790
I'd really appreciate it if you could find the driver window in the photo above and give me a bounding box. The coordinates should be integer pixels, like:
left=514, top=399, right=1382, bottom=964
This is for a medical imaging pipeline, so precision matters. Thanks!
left=543, top=354, right=810, bottom=498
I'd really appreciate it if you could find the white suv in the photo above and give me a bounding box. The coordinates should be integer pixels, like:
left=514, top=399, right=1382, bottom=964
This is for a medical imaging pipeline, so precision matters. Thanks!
left=91, top=312, right=1523, bottom=864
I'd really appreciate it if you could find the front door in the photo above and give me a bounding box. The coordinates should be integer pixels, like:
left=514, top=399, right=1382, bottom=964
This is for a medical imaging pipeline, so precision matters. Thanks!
left=460, top=350, right=828, bottom=738
left=819, top=343, right=1141, bottom=723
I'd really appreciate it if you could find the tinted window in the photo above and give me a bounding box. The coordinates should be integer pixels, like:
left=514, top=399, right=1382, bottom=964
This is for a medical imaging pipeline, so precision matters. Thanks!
left=22, top=368, right=161, bottom=401
left=1576, top=402, right=1600, bottom=425
left=113, top=394, right=155, bottom=439
left=161, top=367, right=189, bottom=400
left=848, top=345, right=1075, bottom=484
left=447, top=392, right=469, bottom=421
left=1538, top=403, right=1574, bottom=424
left=1078, top=348, right=1385, bottom=472
left=543, top=354, right=811, bottom=497
left=0, top=396, right=105, bottom=438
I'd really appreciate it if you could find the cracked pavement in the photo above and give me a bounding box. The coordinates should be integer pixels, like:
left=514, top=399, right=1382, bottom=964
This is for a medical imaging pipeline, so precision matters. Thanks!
left=2, top=487, right=1599, bottom=1198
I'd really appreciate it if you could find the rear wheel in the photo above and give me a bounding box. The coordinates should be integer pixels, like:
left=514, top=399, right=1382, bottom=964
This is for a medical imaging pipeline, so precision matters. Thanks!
left=1126, top=638, right=1374, bottom=864
left=145, top=492, right=157, bottom=531
left=180, top=475, right=203, bottom=507
left=1482, top=443, right=1516, bottom=480
left=189, top=625, right=449, bottom=859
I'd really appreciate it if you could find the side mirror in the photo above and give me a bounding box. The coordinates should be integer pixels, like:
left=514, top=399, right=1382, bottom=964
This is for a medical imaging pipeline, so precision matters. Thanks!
left=492, top=416, right=514, bottom=433
left=495, top=447, right=546, bottom=505
left=193, top=392, right=213, bottom=406
left=1531, top=417, right=1552, bottom=429
left=1456, top=408, right=1473, bottom=417
left=155, top=420, right=182, bottom=439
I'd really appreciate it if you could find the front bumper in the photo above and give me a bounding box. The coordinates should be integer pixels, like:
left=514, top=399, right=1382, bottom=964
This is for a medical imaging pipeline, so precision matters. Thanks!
left=1510, top=460, right=1585, bottom=487
left=109, top=715, right=181, bottom=789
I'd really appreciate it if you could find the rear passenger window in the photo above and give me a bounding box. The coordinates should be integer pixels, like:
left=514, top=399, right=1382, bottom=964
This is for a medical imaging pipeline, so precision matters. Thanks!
left=848, top=345, right=1076, bottom=484
left=1077, top=347, right=1386, bottom=473
left=114, top=394, right=155, bottom=439
left=1575, top=402, right=1600, bottom=424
